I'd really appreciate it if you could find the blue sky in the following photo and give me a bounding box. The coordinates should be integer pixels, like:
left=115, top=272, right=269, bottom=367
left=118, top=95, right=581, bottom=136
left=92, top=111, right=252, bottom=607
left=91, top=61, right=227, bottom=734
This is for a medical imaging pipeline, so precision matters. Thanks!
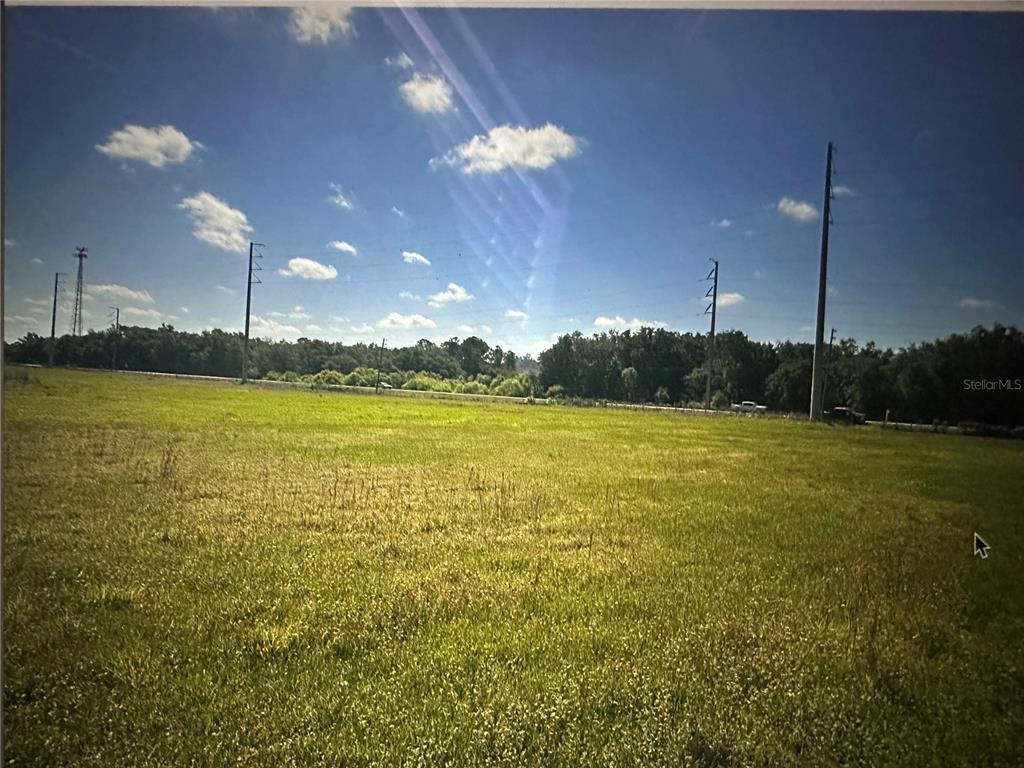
left=4, top=6, right=1022, bottom=356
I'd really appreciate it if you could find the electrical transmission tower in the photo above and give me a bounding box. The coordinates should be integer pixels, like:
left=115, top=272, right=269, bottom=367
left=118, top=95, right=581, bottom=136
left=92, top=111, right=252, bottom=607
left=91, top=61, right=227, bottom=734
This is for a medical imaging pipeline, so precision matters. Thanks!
left=703, top=259, right=719, bottom=411
left=241, top=241, right=264, bottom=383
left=69, top=247, right=88, bottom=336
left=809, top=142, right=836, bottom=420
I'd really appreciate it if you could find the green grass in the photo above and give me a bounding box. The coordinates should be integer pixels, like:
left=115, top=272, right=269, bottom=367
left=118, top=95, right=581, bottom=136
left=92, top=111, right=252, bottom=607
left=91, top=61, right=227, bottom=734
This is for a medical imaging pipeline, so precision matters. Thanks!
left=4, top=367, right=1023, bottom=766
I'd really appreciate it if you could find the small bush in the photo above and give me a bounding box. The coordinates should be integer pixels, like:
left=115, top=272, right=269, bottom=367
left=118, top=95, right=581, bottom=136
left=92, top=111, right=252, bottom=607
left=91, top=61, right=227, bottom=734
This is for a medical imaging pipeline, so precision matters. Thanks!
left=546, top=385, right=566, bottom=400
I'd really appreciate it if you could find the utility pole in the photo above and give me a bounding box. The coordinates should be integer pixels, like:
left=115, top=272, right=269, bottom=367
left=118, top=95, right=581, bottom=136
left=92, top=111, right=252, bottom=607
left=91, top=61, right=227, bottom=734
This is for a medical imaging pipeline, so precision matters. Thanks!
left=109, top=306, right=120, bottom=371
left=70, top=247, right=87, bottom=336
left=809, top=142, right=835, bottom=421
left=375, top=337, right=386, bottom=393
left=821, top=327, right=836, bottom=411
left=49, top=271, right=66, bottom=366
left=241, top=241, right=264, bottom=383
left=703, top=259, right=719, bottom=411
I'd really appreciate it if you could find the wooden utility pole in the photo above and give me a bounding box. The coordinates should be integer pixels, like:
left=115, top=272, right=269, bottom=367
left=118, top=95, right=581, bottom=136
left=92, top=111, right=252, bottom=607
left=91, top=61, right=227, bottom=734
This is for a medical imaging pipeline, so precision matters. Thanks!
left=49, top=271, right=66, bottom=366
left=809, top=142, right=834, bottom=421
left=704, top=259, right=719, bottom=410
left=821, top=326, right=836, bottom=411
left=109, top=306, right=120, bottom=371
left=375, top=337, right=386, bottom=393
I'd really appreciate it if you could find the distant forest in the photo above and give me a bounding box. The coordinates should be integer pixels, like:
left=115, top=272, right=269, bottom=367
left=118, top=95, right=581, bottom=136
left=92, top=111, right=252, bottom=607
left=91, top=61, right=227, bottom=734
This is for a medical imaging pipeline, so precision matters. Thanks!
left=5, top=324, right=1023, bottom=427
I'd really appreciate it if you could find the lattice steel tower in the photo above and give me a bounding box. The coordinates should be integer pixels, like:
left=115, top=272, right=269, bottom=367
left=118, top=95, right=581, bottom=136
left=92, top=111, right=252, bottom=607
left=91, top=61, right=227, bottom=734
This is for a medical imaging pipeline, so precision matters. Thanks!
left=70, top=246, right=88, bottom=335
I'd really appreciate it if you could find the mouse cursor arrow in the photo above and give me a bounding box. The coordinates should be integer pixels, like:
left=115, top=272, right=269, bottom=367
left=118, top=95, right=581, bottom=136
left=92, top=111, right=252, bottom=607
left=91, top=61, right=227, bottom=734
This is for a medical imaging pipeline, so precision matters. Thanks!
left=974, top=532, right=991, bottom=559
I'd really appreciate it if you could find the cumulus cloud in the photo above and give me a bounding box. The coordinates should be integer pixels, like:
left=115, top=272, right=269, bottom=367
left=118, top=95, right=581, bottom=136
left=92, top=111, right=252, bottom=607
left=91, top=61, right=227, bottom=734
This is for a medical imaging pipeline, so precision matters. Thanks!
left=718, top=292, right=744, bottom=307
left=24, top=297, right=51, bottom=309
left=96, top=124, right=197, bottom=168
left=432, top=123, right=582, bottom=175
left=399, top=290, right=421, bottom=300
left=481, top=324, right=493, bottom=334
left=304, top=324, right=322, bottom=333
left=959, top=296, right=1004, bottom=309
left=121, top=307, right=166, bottom=321
left=428, top=282, right=473, bottom=308
left=385, top=52, right=414, bottom=69
left=402, top=250, right=430, bottom=266
left=289, top=306, right=312, bottom=320
left=593, top=316, right=666, bottom=330
left=178, top=192, right=253, bottom=253
left=278, top=257, right=338, bottom=280
left=328, top=183, right=355, bottom=210
left=505, top=309, right=529, bottom=320
left=288, top=6, right=354, bottom=45
left=327, top=240, right=357, bottom=255
left=30, top=257, right=43, bottom=265
left=832, top=185, right=856, bottom=197
left=711, top=218, right=732, bottom=229
left=377, top=312, right=436, bottom=329
left=400, top=74, right=454, bottom=115
left=776, top=197, right=819, bottom=223
left=349, top=322, right=375, bottom=334
left=250, top=314, right=302, bottom=340
left=87, top=283, right=154, bottom=304
left=456, top=324, right=474, bottom=333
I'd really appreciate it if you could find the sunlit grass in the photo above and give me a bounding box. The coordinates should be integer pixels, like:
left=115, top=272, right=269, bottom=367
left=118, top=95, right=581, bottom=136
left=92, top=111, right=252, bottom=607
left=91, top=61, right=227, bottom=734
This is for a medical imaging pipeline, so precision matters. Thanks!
left=4, top=367, right=1023, bottom=766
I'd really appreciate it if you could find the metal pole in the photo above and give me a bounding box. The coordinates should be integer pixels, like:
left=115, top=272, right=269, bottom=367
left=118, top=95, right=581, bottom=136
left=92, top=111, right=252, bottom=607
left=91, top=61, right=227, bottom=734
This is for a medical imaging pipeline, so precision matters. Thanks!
left=242, top=241, right=254, bottom=383
left=810, top=141, right=834, bottom=420
left=704, top=260, right=719, bottom=410
left=49, top=271, right=64, bottom=366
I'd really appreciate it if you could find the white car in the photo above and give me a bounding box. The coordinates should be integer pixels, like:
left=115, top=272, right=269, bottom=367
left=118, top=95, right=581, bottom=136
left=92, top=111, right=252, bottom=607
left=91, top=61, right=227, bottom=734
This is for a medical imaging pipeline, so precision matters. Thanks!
left=731, top=400, right=767, bottom=414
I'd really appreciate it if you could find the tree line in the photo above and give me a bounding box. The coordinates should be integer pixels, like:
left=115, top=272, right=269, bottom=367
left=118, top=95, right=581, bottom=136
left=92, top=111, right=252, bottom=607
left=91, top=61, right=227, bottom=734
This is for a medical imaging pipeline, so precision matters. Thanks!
left=5, top=323, right=1022, bottom=426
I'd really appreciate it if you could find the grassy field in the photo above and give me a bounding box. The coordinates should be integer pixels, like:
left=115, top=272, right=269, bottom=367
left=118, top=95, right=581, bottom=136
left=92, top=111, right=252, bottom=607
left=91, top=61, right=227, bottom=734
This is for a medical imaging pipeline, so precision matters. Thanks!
left=3, top=367, right=1023, bottom=766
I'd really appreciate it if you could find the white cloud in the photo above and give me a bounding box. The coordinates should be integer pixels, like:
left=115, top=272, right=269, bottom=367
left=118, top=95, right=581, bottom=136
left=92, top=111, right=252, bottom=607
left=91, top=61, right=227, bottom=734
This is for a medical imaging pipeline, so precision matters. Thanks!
left=328, top=183, right=355, bottom=210
left=30, top=257, right=43, bottom=265
left=290, top=306, right=312, bottom=320
left=24, top=297, right=51, bottom=309
left=216, top=285, right=237, bottom=296
left=832, top=185, right=856, bottom=197
left=481, top=324, right=493, bottom=334
left=350, top=322, right=375, bottom=334
left=432, top=123, right=582, bottom=175
left=593, top=316, right=666, bottom=330
left=399, top=290, right=421, bottom=301
left=4, top=239, right=15, bottom=247
left=96, top=124, right=197, bottom=168
left=456, top=324, right=474, bottom=333
left=304, top=324, right=323, bottom=333
left=385, top=52, right=414, bottom=70
left=6, top=314, right=40, bottom=325
left=327, top=240, right=357, bottom=255
left=399, top=74, right=454, bottom=115
left=391, top=206, right=406, bottom=218
left=718, top=292, right=744, bottom=307
left=288, top=6, right=354, bottom=45
left=402, top=250, right=430, bottom=266
left=278, top=257, right=338, bottom=280
left=959, top=296, right=1004, bottom=309
left=87, top=283, right=154, bottom=304
left=178, top=191, right=253, bottom=253
left=505, top=309, right=529, bottom=320
left=776, top=197, right=819, bottom=223
left=250, top=314, right=302, bottom=340
left=378, top=312, right=436, bottom=329
left=711, top=218, right=732, bottom=229
left=180, top=306, right=190, bottom=313
left=121, top=307, right=165, bottom=320
left=428, top=282, right=473, bottom=308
